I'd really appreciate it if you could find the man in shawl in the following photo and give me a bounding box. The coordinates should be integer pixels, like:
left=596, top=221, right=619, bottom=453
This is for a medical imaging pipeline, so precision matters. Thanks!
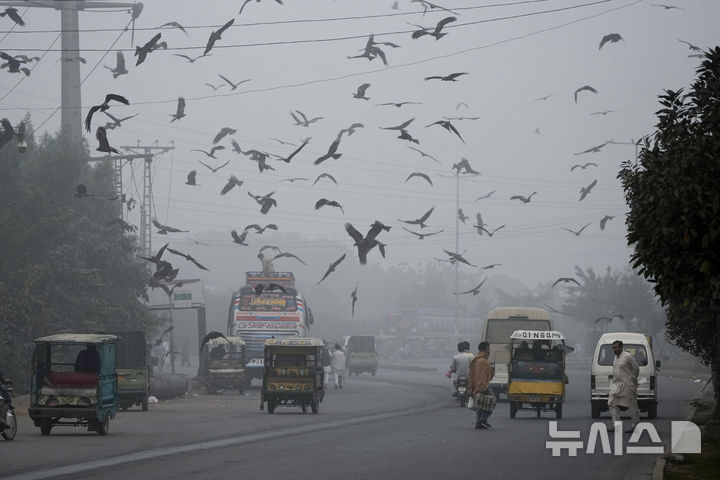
left=608, top=340, right=640, bottom=432
left=468, top=341, right=495, bottom=429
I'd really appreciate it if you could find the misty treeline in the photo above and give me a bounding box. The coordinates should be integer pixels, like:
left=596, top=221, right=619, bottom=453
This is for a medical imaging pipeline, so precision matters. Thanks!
left=0, top=122, right=158, bottom=388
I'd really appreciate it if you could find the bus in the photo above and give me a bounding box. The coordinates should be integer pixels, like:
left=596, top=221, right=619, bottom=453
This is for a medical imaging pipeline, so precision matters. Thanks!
left=483, top=307, right=553, bottom=398
left=227, top=272, right=314, bottom=385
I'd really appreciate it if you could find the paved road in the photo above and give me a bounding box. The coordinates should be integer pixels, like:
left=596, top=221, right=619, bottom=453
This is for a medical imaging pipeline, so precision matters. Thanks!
left=1, top=365, right=704, bottom=480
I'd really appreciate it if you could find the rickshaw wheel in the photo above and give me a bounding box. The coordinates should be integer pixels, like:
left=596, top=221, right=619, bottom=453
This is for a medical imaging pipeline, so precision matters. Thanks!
left=1, top=411, right=17, bottom=440
left=536, top=409, right=541, bottom=418
left=39, top=418, right=52, bottom=436
left=311, top=398, right=319, bottom=414
left=141, top=396, right=149, bottom=411
left=267, top=400, right=276, bottom=414
left=301, top=404, right=308, bottom=413
left=555, top=403, right=562, bottom=419
left=509, top=402, right=518, bottom=418
left=97, top=415, right=109, bottom=435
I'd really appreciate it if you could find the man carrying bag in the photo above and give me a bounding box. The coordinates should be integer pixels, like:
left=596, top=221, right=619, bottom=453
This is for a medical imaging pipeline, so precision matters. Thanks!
left=468, top=341, right=496, bottom=429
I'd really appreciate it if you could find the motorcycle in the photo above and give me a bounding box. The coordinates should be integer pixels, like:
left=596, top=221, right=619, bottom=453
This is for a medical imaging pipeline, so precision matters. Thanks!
left=456, top=374, right=470, bottom=407
left=0, top=379, right=17, bottom=441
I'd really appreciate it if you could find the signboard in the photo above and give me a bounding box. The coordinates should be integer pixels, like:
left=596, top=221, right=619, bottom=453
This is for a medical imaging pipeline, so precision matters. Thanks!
left=145, top=278, right=205, bottom=310
left=239, top=294, right=296, bottom=312
left=510, top=330, right=565, bottom=340
left=172, top=290, right=192, bottom=308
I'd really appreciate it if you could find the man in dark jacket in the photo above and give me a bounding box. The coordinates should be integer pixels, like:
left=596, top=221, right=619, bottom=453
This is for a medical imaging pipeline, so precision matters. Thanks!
left=468, top=342, right=495, bottom=429
left=0, top=370, right=11, bottom=428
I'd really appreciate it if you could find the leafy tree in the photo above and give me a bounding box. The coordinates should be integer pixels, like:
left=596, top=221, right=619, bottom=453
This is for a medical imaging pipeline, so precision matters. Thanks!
left=618, top=48, right=720, bottom=409
left=0, top=127, right=158, bottom=388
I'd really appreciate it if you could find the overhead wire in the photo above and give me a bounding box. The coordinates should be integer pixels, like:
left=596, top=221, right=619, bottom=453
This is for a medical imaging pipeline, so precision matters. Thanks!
left=0, top=31, right=60, bottom=105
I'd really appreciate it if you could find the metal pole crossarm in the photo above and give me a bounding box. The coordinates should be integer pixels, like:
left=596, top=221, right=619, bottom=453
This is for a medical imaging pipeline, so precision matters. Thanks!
left=88, top=153, right=148, bottom=161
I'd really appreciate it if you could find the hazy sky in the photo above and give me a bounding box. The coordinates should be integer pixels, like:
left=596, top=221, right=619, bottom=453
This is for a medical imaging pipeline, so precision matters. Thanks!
left=2, top=0, right=717, bottom=290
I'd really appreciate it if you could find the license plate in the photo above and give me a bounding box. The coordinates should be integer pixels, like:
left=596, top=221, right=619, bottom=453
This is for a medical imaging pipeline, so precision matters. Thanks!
left=529, top=395, right=540, bottom=402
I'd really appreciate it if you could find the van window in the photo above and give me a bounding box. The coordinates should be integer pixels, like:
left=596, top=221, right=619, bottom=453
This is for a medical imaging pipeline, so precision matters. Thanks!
left=597, top=344, right=648, bottom=367
left=484, top=319, right=552, bottom=344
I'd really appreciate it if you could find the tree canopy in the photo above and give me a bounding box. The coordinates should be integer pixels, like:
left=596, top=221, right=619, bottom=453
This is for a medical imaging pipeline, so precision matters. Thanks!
left=618, top=47, right=720, bottom=365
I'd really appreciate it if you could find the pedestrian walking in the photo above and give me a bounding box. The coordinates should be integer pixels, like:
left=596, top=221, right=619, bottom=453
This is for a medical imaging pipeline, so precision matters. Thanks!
left=608, top=340, right=640, bottom=432
left=331, top=343, right=346, bottom=389
left=468, top=341, right=495, bottom=429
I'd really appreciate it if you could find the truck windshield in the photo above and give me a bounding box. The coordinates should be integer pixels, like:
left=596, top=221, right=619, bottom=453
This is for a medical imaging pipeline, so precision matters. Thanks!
left=597, top=344, right=648, bottom=367
left=485, top=319, right=552, bottom=343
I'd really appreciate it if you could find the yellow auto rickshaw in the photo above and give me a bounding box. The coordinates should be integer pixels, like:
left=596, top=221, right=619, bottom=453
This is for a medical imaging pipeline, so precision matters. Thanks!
left=508, top=330, right=569, bottom=419
left=260, top=337, right=325, bottom=414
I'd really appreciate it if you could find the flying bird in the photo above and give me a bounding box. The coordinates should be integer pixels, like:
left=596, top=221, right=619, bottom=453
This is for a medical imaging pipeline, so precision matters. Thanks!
left=599, top=33, right=623, bottom=49
left=530, top=93, right=558, bottom=103
left=192, top=146, right=225, bottom=159
left=452, top=158, right=479, bottom=175
left=272, top=251, right=306, bottom=265
left=204, top=82, right=225, bottom=91
left=220, top=175, right=243, bottom=195
left=590, top=110, right=616, bottom=116
left=279, top=177, right=309, bottom=183
left=0, top=7, right=25, bottom=26
left=134, top=32, right=163, bottom=66
left=166, top=247, right=210, bottom=271
left=231, top=230, right=249, bottom=245
left=259, top=245, right=281, bottom=253
left=443, top=249, right=476, bottom=267
left=350, top=284, right=358, bottom=316
left=579, top=179, right=598, bottom=201
left=574, top=141, right=611, bottom=155
left=411, top=0, right=458, bottom=15
left=650, top=3, right=684, bottom=10
left=453, top=279, right=487, bottom=296
left=313, top=173, right=338, bottom=185
left=594, top=314, right=625, bottom=324
left=405, top=172, right=433, bottom=186
left=338, top=123, right=364, bottom=138
left=141, top=243, right=169, bottom=264
left=574, top=85, right=598, bottom=103
left=170, top=97, right=186, bottom=122
left=353, top=83, right=371, bottom=100
left=424, top=72, right=468, bottom=82
left=402, top=227, right=443, bottom=240
left=314, top=137, right=342, bottom=165
left=213, top=127, right=237, bottom=144
left=678, top=39, right=701, bottom=51
left=274, top=139, right=309, bottom=163
left=291, top=110, right=323, bottom=127
left=398, top=206, right=434, bottom=229
left=248, top=191, right=277, bottom=214
left=158, top=21, right=189, bottom=36
left=0, top=52, right=30, bottom=76
left=104, top=51, right=128, bottom=78
left=381, top=118, right=415, bottom=132
left=560, top=222, right=592, bottom=236
left=482, top=225, right=506, bottom=237
left=457, top=208, right=468, bottom=224
left=315, top=198, right=344, bottom=213
left=204, top=18, right=234, bottom=56
left=173, top=53, right=207, bottom=63
left=95, top=126, right=119, bottom=153
left=510, top=192, right=537, bottom=204
left=152, top=219, right=188, bottom=235
left=198, top=158, right=230, bottom=173
left=377, top=101, right=421, bottom=108
left=244, top=224, right=278, bottom=234
left=552, top=277, right=582, bottom=288
left=317, top=254, right=347, bottom=284
left=480, top=264, right=502, bottom=270
left=473, top=213, right=485, bottom=234
left=475, top=190, right=496, bottom=201
left=407, top=146, right=440, bottom=163
left=102, top=111, right=138, bottom=130
left=426, top=119, right=464, bottom=143
left=599, top=215, right=615, bottom=231
left=85, top=93, right=130, bottom=132
left=218, top=73, right=250, bottom=90
left=345, top=221, right=391, bottom=265
left=186, top=170, right=199, bottom=186
left=409, top=16, right=456, bottom=40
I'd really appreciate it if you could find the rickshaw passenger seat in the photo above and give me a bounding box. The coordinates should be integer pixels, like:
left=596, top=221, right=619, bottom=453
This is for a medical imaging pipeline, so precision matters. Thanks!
left=514, top=350, right=534, bottom=361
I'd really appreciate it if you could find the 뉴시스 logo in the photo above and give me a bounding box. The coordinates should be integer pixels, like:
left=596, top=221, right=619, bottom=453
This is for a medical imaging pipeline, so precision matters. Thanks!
left=546, top=421, right=702, bottom=456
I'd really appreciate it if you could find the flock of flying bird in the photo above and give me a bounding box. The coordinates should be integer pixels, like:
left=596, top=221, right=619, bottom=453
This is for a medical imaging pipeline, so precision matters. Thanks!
left=0, top=1, right=704, bottom=319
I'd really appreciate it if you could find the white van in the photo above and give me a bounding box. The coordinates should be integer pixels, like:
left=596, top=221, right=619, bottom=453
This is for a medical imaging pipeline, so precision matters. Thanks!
left=590, top=332, right=659, bottom=419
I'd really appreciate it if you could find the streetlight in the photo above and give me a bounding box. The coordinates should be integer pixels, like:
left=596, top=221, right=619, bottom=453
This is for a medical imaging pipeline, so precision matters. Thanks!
left=159, top=281, right=184, bottom=375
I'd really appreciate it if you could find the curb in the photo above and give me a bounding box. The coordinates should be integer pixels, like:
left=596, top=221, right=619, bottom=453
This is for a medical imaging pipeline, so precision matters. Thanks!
left=652, top=456, right=665, bottom=480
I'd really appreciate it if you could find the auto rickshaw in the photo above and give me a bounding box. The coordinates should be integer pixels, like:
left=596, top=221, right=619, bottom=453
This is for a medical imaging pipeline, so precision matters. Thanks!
left=107, top=330, right=149, bottom=411
left=507, top=330, right=569, bottom=419
left=28, top=334, right=119, bottom=435
left=200, top=334, right=246, bottom=394
left=260, top=337, right=325, bottom=414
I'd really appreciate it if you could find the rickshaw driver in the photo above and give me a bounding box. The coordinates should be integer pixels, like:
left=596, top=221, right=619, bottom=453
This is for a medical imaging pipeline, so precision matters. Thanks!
left=75, top=344, right=101, bottom=373
left=0, top=370, right=11, bottom=428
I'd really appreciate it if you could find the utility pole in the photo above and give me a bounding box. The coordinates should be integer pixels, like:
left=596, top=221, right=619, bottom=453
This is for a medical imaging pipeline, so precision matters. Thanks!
left=0, top=1, right=141, bottom=143
left=455, top=170, right=460, bottom=326
left=120, top=143, right=174, bottom=257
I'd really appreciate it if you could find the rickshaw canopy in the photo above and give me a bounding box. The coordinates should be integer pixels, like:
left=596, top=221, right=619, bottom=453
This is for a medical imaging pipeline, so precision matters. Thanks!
left=34, top=333, right=119, bottom=345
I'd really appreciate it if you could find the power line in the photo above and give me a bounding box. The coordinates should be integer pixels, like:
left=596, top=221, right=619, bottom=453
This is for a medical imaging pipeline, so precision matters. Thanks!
left=0, top=32, right=60, bottom=104
left=0, top=0, right=614, bottom=52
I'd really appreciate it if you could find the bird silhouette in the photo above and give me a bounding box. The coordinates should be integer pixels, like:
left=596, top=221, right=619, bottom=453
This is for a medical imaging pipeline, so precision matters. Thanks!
left=552, top=277, right=582, bottom=288
left=158, top=21, right=189, bottom=35
left=271, top=138, right=297, bottom=146
left=381, top=118, right=415, bottom=132
left=0, top=52, right=30, bottom=76
left=85, top=93, right=130, bottom=132
left=560, top=222, right=591, bottom=236
left=481, top=264, right=502, bottom=270
left=204, top=82, right=225, bottom=91
left=678, top=39, right=701, bottom=51
left=213, top=127, right=237, bottom=144
left=204, top=18, right=234, bottom=56
left=166, top=247, right=210, bottom=271
left=409, top=16, right=456, bottom=40
left=135, top=32, right=163, bottom=66
left=170, top=97, right=186, bottom=122
left=103, top=51, right=128, bottom=78
left=424, top=72, right=468, bottom=82
left=457, top=208, right=468, bottom=224
left=338, top=123, right=364, bottom=139
left=530, top=93, right=558, bottom=103
left=574, top=85, right=598, bottom=103
left=590, top=110, right=616, bottom=116
left=411, top=0, right=458, bottom=15
left=570, top=162, right=598, bottom=172
left=220, top=175, right=243, bottom=195
left=186, top=170, right=199, bottom=186
left=317, top=254, right=347, bottom=284
left=231, top=230, right=249, bottom=245
left=173, top=53, right=209, bottom=63
left=102, top=111, right=138, bottom=130
left=475, top=190, right=496, bottom=201
left=274, top=139, right=309, bottom=163
left=443, top=249, right=476, bottom=267
left=152, top=219, right=188, bottom=235
left=510, top=192, right=537, bottom=204
left=574, top=141, right=611, bottom=155
left=407, top=146, right=440, bottom=163
left=402, top=227, right=444, bottom=240
left=473, top=213, right=485, bottom=234
left=579, top=179, right=598, bottom=201
left=141, top=243, right=169, bottom=264
left=453, top=279, right=487, bottom=296
left=290, top=110, right=323, bottom=127
left=482, top=225, right=506, bottom=237
left=345, top=221, right=391, bottom=265
left=594, top=314, right=625, bottom=324
left=259, top=245, right=281, bottom=253
left=351, top=283, right=358, bottom=316
left=377, top=101, right=421, bottom=108
left=398, top=206, right=434, bottom=229
left=272, top=251, right=306, bottom=265
left=426, top=120, right=465, bottom=143
left=599, top=33, right=623, bottom=49
left=405, top=172, right=433, bottom=186
left=315, top=198, right=344, bottom=213
left=314, top=173, right=338, bottom=185
left=451, top=158, right=479, bottom=175
left=279, top=177, right=309, bottom=183
left=599, top=215, right=615, bottom=231
left=650, top=3, right=684, bottom=10
left=218, top=74, right=250, bottom=90
left=95, top=126, right=119, bottom=153
left=314, top=137, right=342, bottom=165
left=244, top=224, right=278, bottom=234
left=248, top=191, right=277, bottom=214
left=198, top=159, right=230, bottom=173
left=353, top=83, right=371, bottom=100
left=192, top=146, right=225, bottom=159
left=1, top=7, right=25, bottom=26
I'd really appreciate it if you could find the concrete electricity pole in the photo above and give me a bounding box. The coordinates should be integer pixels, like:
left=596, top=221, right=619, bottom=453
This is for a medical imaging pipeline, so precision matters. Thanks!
left=0, top=1, right=142, bottom=143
